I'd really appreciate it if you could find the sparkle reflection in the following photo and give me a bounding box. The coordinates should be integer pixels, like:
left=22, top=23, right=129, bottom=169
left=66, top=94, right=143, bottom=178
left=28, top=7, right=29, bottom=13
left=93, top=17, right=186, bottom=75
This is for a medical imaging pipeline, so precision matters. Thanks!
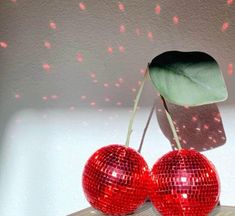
left=43, top=64, right=51, bottom=71
left=228, top=63, right=233, bottom=75
left=79, top=2, right=86, bottom=10
left=0, top=41, right=8, bottom=48
left=119, top=25, right=125, bottom=33
left=173, top=16, right=179, bottom=24
left=155, top=5, right=161, bottom=14
left=44, top=41, right=51, bottom=49
left=221, top=22, right=229, bottom=32
left=118, top=2, right=125, bottom=12
left=49, top=21, right=57, bottom=29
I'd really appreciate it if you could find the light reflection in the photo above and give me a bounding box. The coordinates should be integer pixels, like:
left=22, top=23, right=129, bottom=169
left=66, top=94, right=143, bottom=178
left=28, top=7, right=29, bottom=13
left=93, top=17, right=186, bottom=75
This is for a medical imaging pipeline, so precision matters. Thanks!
left=135, top=28, right=141, bottom=36
left=79, top=2, right=86, bottom=10
left=43, top=64, right=51, bottom=71
left=107, top=47, right=113, bottom=53
left=227, top=0, right=233, bottom=5
left=112, top=170, right=117, bottom=178
left=221, top=22, right=229, bottom=32
left=118, top=45, right=125, bottom=52
left=228, top=64, right=233, bottom=75
left=0, top=41, right=8, bottom=48
left=104, top=83, right=109, bottom=88
left=155, top=5, right=161, bottom=14
left=173, top=16, right=179, bottom=25
left=118, top=2, right=125, bottom=12
left=76, top=53, right=84, bottom=62
left=49, top=21, right=57, bottom=30
left=147, top=32, right=153, bottom=41
left=14, top=94, right=21, bottom=99
left=44, top=41, right=51, bottom=49
left=119, top=25, right=125, bottom=33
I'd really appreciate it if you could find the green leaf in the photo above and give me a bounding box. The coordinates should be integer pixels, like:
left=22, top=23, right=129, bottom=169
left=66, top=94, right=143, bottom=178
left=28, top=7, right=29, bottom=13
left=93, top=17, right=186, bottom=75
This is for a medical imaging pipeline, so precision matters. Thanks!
left=149, top=51, right=228, bottom=106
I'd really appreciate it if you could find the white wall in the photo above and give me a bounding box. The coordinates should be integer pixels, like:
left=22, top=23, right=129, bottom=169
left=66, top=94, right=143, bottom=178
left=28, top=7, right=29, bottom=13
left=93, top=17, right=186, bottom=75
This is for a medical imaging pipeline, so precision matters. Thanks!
left=0, top=106, right=234, bottom=216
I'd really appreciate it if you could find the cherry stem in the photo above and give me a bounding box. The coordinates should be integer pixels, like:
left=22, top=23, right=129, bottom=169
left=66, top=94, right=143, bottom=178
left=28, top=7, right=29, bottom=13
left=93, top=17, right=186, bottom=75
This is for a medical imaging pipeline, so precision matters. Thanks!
left=160, top=96, right=182, bottom=150
left=138, top=100, right=157, bottom=153
left=125, top=67, right=149, bottom=147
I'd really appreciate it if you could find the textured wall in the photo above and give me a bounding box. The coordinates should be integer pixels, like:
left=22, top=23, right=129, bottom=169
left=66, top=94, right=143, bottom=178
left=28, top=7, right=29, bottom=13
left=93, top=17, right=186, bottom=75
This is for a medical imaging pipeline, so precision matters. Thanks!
left=0, top=0, right=234, bottom=109
left=0, top=1, right=235, bottom=216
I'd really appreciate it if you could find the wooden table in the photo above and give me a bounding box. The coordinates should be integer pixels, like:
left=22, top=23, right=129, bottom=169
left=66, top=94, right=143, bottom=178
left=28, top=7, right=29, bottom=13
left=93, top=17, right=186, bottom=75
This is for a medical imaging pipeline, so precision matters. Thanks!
left=68, top=203, right=235, bottom=216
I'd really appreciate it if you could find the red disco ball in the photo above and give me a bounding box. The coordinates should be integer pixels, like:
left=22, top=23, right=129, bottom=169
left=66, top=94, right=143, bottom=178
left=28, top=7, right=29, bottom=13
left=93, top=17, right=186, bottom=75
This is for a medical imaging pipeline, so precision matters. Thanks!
left=82, top=144, right=150, bottom=215
left=150, top=149, right=220, bottom=216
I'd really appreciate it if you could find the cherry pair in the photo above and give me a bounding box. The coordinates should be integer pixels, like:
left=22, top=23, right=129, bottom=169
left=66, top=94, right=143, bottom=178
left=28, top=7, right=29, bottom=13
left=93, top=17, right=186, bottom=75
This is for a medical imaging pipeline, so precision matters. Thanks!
left=82, top=144, right=220, bottom=216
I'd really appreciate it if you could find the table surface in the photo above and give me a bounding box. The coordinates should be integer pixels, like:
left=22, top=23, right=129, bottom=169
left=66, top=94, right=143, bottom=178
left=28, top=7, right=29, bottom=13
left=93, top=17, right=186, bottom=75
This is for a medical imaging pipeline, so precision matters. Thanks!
left=68, top=203, right=235, bottom=216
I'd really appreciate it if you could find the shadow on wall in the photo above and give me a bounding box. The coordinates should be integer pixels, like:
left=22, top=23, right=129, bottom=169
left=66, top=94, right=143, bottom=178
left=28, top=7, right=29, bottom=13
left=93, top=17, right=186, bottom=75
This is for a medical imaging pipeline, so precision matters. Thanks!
left=155, top=97, right=227, bottom=151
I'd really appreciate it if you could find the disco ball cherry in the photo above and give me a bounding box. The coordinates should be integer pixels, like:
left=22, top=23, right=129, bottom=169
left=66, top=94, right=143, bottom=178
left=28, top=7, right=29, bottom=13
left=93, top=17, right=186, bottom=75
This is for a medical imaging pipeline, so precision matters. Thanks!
left=82, top=144, right=149, bottom=215
left=150, top=149, right=220, bottom=216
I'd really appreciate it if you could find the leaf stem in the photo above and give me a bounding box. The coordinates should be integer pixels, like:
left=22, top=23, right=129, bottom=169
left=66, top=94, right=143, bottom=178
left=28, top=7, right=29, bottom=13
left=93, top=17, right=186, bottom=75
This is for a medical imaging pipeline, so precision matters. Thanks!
left=160, top=96, right=182, bottom=150
left=125, top=67, right=149, bottom=147
left=138, top=100, right=157, bottom=153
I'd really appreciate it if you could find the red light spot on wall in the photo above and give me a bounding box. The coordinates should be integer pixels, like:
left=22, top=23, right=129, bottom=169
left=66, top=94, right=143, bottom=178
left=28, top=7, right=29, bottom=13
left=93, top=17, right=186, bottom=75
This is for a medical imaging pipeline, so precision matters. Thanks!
left=0, top=41, right=8, bottom=48
left=43, top=63, right=51, bottom=71
left=118, top=2, right=125, bottom=12
left=105, top=97, right=110, bottom=102
left=118, top=45, right=125, bottom=52
left=116, top=102, right=122, bottom=106
left=42, top=96, right=48, bottom=101
left=227, top=0, right=233, bottom=5
left=140, top=68, right=145, bottom=75
left=15, top=93, right=21, bottom=99
left=104, top=83, right=109, bottom=88
left=115, top=83, right=120, bottom=87
left=90, top=102, right=96, bottom=107
left=135, top=28, right=141, bottom=36
left=44, top=41, right=51, bottom=49
left=90, top=73, right=96, bottom=78
left=118, top=78, right=124, bottom=83
left=132, top=88, right=136, bottom=92
left=107, top=47, right=113, bottom=53
left=51, top=94, right=58, bottom=100
left=11, top=0, right=17, bottom=2
left=147, top=31, right=153, bottom=41
left=79, top=2, right=86, bottom=10
left=155, top=5, right=161, bottom=14
left=173, top=16, right=179, bottom=24
left=228, top=63, right=233, bottom=75
left=119, top=24, right=125, bottom=33
left=221, top=22, right=229, bottom=32
left=81, top=95, right=87, bottom=100
left=76, top=53, right=84, bottom=62
left=49, top=21, right=57, bottom=30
